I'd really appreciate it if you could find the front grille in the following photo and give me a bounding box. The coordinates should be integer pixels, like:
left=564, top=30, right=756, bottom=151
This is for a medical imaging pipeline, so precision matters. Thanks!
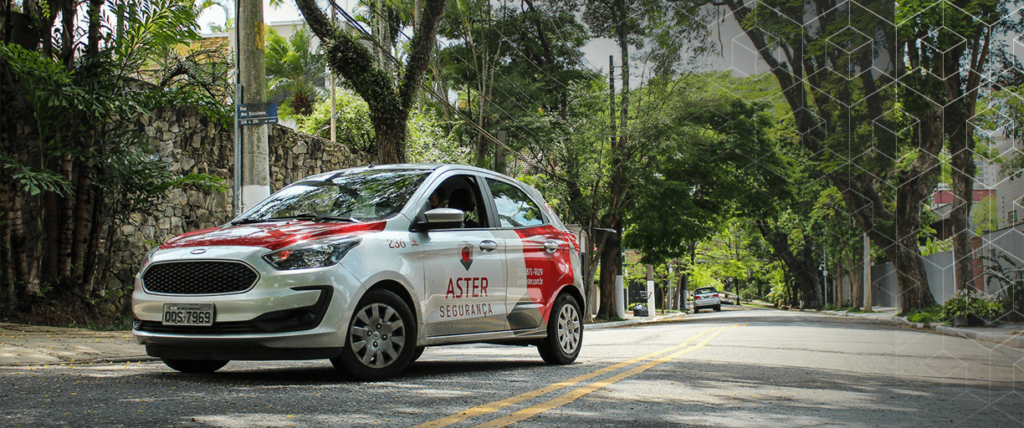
left=137, top=321, right=259, bottom=335
left=142, top=261, right=259, bottom=294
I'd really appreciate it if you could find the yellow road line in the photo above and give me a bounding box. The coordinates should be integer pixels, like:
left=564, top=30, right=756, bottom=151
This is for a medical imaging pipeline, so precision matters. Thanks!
left=413, top=327, right=717, bottom=428
left=474, top=325, right=740, bottom=428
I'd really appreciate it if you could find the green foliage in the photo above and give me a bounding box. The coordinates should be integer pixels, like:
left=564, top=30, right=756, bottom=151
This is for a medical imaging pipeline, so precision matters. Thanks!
left=905, top=306, right=942, bottom=323
left=265, top=27, right=326, bottom=117
left=299, top=90, right=470, bottom=164
left=980, top=254, right=1024, bottom=322
left=973, top=195, right=999, bottom=234
left=940, top=289, right=1003, bottom=320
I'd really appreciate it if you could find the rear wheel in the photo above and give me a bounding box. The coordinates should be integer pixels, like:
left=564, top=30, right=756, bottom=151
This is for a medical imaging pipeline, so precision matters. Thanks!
left=714, top=305, right=721, bottom=312
left=162, top=359, right=228, bottom=373
left=331, top=289, right=416, bottom=381
left=537, top=293, right=582, bottom=365
left=693, top=307, right=700, bottom=313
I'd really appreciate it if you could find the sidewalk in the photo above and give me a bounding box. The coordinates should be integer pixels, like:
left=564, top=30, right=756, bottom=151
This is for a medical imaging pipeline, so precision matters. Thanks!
left=0, top=322, right=151, bottom=366
left=818, top=307, right=1024, bottom=350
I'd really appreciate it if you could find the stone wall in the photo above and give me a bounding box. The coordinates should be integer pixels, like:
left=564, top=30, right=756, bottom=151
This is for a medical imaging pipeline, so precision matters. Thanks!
left=106, top=106, right=371, bottom=297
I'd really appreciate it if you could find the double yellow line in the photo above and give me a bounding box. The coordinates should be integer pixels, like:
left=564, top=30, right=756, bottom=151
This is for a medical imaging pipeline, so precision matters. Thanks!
left=415, top=324, right=740, bottom=428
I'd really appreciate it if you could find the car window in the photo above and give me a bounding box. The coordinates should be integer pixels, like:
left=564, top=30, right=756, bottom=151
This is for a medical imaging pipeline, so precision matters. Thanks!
left=696, top=287, right=717, bottom=295
left=428, top=175, right=490, bottom=228
left=486, top=178, right=545, bottom=228
left=242, top=170, right=428, bottom=222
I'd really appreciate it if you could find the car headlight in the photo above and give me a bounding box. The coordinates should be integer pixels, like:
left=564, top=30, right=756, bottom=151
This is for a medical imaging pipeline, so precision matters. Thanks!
left=262, top=237, right=361, bottom=270
left=141, top=247, right=159, bottom=269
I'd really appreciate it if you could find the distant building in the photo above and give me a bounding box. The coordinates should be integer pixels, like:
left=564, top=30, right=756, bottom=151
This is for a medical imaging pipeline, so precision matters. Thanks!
left=990, top=133, right=1024, bottom=229
left=929, top=182, right=995, bottom=240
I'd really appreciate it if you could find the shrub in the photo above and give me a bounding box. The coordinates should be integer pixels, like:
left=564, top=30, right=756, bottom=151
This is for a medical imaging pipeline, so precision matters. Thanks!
left=940, top=289, right=1003, bottom=321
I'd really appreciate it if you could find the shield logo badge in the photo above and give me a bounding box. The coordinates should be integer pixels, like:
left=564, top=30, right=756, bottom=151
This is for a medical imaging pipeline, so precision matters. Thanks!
left=459, top=244, right=473, bottom=271
left=190, top=249, right=207, bottom=255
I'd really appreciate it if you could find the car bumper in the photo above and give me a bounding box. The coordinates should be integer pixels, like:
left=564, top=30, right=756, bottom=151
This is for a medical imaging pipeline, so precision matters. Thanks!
left=131, top=246, right=363, bottom=355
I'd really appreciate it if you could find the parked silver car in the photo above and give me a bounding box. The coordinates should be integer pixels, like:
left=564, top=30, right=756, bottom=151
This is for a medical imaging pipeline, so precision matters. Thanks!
left=692, top=287, right=721, bottom=312
left=132, top=164, right=585, bottom=380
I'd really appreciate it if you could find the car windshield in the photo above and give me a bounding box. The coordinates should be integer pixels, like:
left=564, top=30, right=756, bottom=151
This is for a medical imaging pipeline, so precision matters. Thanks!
left=238, top=169, right=429, bottom=223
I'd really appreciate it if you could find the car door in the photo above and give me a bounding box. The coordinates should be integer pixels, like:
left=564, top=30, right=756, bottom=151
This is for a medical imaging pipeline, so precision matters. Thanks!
left=485, top=178, right=573, bottom=332
left=418, top=174, right=509, bottom=337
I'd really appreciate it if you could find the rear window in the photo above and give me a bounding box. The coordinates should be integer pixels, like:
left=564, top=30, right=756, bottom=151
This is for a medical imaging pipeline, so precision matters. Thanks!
left=695, top=287, right=717, bottom=295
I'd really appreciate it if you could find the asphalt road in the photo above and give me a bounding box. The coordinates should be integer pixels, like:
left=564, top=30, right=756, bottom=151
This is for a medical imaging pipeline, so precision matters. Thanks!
left=2, top=306, right=1021, bottom=427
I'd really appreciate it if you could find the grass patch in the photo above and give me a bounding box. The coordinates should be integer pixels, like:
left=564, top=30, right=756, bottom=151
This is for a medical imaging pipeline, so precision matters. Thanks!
left=903, top=305, right=943, bottom=324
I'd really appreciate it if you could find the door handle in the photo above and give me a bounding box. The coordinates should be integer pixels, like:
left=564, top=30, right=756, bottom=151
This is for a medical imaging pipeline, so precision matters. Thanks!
left=480, top=240, right=498, bottom=252
left=543, top=241, right=559, bottom=253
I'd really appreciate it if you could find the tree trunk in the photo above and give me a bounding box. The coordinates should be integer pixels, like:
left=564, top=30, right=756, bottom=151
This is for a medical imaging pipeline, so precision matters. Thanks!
left=70, top=156, right=94, bottom=287
left=59, top=154, right=74, bottom=278
left=81, top=189, right=105, bottom=296
left=373, top=113, right=407, bottom=164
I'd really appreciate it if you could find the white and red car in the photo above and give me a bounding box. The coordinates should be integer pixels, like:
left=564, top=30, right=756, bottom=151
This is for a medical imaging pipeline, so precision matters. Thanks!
left=132, top=164, right=585, bottom=380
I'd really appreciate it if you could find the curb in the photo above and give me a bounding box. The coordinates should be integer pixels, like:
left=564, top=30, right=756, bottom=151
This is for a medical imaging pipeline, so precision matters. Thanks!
left=0, top=356, right=158, bottom=367
left=934, top=325, right=1024, bottom=349
left=586, top=313, right=686, bottom=330
left=818, top=310, right=1024, bottom=349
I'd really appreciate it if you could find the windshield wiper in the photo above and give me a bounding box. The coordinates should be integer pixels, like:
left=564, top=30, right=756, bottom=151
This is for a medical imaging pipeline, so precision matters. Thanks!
left=230, top=217, right=272, bottom=225
left=266, top=213, right=360, bottom=223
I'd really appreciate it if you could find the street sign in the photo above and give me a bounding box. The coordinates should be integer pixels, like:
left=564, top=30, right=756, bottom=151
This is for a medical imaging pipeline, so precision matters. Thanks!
left=237, top=102, right=278, bottom=126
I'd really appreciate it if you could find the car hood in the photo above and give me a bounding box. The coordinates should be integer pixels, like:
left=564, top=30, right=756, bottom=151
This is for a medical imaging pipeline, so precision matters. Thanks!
left=159, top=221, right=386, bottom=251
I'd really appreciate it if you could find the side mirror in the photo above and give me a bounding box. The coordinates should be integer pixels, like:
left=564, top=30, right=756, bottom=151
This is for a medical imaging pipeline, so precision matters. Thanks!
left=413, top=208, right=464, bottom=231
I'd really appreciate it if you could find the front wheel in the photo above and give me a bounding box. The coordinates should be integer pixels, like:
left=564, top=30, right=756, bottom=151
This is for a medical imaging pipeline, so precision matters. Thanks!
left=162, top=359, right=228, bottom=373
left=331, top=289, right=416, bottom=381
left=537, top=293, right=583, bottom=365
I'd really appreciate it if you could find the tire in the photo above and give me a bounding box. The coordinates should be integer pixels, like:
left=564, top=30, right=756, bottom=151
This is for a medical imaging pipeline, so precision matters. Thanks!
left=331, top=289, right=416, bottom=381
left=537, top=293, right=583, bottom=365
left=162, top=359, right=228, bottom=374
left=410, top=347, right=425, bottom=363
left=714, top=305, right=721, bottom=312
left=693, top=307, right=700, bottom=313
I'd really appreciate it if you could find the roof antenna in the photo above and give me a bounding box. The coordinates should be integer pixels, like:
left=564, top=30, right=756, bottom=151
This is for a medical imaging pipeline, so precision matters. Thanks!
left=367, top=162, right=375, bottom=168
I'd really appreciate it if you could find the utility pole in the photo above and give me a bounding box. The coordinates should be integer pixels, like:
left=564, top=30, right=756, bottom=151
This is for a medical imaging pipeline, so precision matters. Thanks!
left=667, top=264, right=674, bottom=313
left=646, top=264, right=656, bottom=316
left=329, top=2, right=336, bottom=144
left=238, top=0, right=270, bottom=211
left=232, top=0, right=241, bottom=216
left=863, top=233, right=873, bottom=312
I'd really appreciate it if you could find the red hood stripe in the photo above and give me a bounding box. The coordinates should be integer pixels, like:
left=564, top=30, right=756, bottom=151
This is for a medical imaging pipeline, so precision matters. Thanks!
left=159, top=221, right=386, bottom=251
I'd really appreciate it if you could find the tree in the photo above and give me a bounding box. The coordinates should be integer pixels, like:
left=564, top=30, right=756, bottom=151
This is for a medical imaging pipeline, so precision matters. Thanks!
left=898, top=0, right=1023, bottom=295
left=973, top=194, right=999, bottom=234
left=294, top=0, right=447, bottom=164
left=0, top=0, right=224, bottom=319
left=265, top=27, right=326, bottom=116
left=674, top=0, right=940, bottom=313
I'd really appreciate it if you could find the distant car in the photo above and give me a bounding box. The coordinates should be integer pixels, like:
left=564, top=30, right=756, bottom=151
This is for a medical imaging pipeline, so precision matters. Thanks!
left=132, top=164, right=585, bottom=380
left=692, top=287, right=721, bottom=312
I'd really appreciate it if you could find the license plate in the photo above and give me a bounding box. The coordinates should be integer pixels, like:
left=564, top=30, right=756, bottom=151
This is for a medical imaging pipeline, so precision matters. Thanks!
left=162, top=303, right=214, bottom=326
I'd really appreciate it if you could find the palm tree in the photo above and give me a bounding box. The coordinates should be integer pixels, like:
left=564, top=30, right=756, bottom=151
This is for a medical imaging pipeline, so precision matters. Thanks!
left=265, top=26, right=326, bottom=116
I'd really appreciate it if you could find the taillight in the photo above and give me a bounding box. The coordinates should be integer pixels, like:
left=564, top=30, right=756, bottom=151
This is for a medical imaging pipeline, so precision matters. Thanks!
left=712, top=294, right=718, bottom=298
left=694, top=296, right=701, bottom=300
